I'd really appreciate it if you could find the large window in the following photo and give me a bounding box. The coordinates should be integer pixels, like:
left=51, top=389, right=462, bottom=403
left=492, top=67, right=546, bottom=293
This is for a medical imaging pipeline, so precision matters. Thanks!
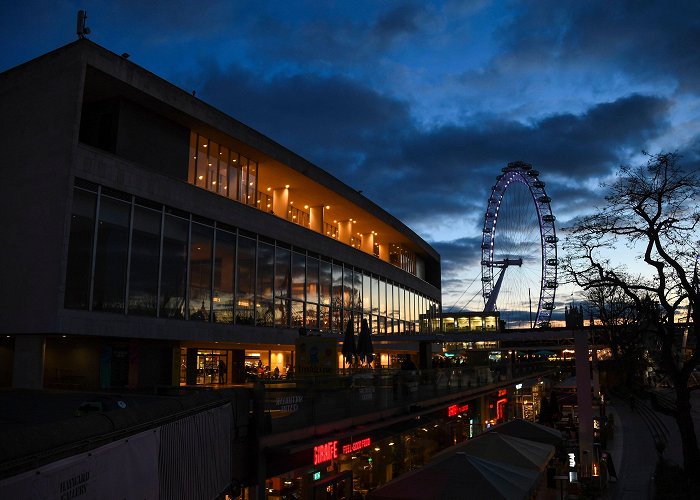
left=274, top=246, right=290, bottom=327
left=236, top=235, right=256, bottom=324
left=256, top=241, right=274, bottom=326
left=213, top=228, right=235, bottom=324
left=188, top=132, right=258, bottom=205
left=128, top=202, right=161, bottom=316
left=63, top=180, right=440, bottom=334
left=189, top=222, right=213, bottom=321
left=160, top=211, right=189, bottom=319
left=64, top=186, right=96, bottom=310
left=93, top=193, right=130, bottom=313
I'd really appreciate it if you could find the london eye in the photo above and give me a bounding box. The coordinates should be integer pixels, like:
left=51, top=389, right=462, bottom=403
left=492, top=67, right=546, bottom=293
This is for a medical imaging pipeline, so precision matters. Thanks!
left=481, top=161, right=558, bottom=328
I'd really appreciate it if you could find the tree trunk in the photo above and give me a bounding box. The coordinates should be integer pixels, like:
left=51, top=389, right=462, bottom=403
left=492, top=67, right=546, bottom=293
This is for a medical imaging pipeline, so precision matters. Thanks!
left=674, top=385, right=700, bottom=480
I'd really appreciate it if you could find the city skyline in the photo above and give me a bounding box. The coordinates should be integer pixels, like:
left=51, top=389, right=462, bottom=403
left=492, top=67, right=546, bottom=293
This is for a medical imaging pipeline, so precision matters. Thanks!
left=2, top=1, right=698, bottom=320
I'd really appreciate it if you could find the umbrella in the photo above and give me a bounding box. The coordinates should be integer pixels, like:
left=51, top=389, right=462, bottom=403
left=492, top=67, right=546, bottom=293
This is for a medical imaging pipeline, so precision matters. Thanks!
left=356, top=318, right=374, bottom=365
left=341, top=314, right=356, bottom=366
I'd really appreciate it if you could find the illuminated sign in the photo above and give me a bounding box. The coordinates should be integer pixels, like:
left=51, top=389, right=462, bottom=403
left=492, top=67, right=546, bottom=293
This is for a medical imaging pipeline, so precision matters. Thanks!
left=313, top=440, right=338, bottom=466
left=342, top=438, right=371, bottom=454
left=515, top=383, right=523, bottom=390
left=313, top=471, right=321, bottom=481
left=447, top=403, right=469, bottom=417
left=498, top=389, right=507, bottom=397
left=568, top=452, right=576, bottom=468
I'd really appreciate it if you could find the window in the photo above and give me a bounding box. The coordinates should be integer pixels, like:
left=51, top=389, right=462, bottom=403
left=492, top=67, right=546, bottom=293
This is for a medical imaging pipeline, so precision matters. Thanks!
left=64, top=187, right=96, bottom=309
left=93, top=195, right=130, bottom=313
left=128, top=204, right=161, bottom=316
left=160, top=213, right=189, bottom=319
left=189, top=222, right=213, bottom=321
left=213, top=228, right=235, bottom=324
left=236, top=235, right=256, bottom=325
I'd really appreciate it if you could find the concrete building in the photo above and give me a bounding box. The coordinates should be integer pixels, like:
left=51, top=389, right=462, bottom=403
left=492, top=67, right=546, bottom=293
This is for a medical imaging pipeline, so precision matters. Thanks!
left=0, top=39, right=441, bottom=391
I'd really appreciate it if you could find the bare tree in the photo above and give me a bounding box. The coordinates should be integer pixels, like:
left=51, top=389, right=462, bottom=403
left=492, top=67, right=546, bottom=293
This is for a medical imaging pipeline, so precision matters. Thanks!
left=562, top=152, right=700, bottom=477
left=584, top=285, right=649, bottom=383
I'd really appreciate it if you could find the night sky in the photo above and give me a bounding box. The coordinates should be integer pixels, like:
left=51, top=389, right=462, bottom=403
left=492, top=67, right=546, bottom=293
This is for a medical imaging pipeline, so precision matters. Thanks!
left=2, top=1, right=699, bottom=319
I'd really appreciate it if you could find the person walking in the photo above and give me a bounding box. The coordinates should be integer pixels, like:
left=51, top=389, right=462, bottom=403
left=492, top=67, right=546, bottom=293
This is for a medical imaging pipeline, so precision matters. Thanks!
left=218, top=359, right=227, bottom=384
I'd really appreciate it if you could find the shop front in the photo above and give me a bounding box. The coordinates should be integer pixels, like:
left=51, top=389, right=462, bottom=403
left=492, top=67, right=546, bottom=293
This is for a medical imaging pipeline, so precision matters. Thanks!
left=260, top=398, right=482, bottom=499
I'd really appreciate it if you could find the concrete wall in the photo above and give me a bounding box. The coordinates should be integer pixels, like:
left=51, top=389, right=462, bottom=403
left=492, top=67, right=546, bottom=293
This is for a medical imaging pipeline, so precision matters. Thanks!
left=0, top=44, right=84, bottom=334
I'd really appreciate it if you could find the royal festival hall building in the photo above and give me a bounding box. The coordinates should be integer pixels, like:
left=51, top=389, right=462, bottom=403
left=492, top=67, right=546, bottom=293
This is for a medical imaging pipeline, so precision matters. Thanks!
left=0, top=39, right=441, bottom=391
left=1, top=40, right=564, bottom=500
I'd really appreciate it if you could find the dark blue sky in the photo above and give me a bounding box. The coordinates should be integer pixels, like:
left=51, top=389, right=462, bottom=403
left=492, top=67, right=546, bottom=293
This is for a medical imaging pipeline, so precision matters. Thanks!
left=2, top=1, right=699, bottom=314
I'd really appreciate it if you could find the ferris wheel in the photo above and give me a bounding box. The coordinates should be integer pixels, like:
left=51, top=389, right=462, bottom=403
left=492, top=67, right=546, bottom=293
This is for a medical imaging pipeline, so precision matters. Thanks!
left=481, top=161, right=558, bottom=328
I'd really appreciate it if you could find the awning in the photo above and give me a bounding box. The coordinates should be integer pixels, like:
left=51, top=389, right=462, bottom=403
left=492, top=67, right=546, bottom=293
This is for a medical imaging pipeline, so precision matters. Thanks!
left=485, top=418, right=563, bottom=446
left=432, top=431, right=555, bottom=472
left=367, top=453, right=539, bottom=500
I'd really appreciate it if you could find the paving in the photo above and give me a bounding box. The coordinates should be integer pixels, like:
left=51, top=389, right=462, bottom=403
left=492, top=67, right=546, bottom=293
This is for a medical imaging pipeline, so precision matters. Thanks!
left=601, top=391, right=700, bottom=499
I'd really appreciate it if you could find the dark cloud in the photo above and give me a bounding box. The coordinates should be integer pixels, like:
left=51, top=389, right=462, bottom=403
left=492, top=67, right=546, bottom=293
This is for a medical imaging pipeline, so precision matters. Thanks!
left=372, top=4, right=426, bottom=45
left=198, top=54, right=672, bottom=236
left=498, top=1, right=700, bottom=91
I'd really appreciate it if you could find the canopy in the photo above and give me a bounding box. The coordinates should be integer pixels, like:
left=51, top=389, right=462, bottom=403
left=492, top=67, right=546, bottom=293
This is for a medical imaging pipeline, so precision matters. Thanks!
left=486, top=418, right=563, bottom=446
left=367, top=453, right=539, bottom=500
left=432, top=431, right=555, bottom=472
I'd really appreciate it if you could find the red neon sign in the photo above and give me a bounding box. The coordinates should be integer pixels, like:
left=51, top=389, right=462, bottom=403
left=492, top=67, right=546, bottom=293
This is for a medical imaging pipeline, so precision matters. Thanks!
left=447, top=403, right=469, bottom=417
left=313, top=440, right=338, bottom=466
left=498, top=389, right=507, bottom=397
left=342, top=437, right=371, bottom=454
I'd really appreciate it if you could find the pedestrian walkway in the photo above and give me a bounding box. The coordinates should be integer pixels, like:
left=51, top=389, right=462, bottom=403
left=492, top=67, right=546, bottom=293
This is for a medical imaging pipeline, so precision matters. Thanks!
left=600, top=391, right=700, bottom=499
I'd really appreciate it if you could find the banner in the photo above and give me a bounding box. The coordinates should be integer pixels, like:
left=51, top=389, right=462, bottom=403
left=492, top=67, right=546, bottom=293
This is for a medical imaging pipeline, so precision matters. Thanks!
left=0, top=428, right=160, bottom=500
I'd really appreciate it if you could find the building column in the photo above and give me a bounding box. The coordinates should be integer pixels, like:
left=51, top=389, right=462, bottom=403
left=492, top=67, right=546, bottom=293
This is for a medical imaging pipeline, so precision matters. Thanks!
left=377, top=243, right=389, bottom=262
left=309, top=205, right=324, bottom=233
left=337, top=220, right=352, bottom=245
left=575, top=330, right=595, bottom=477
left=272, top=187, right=289, bottom=218
left=360, top=232, right=375, bottom=254
left=12, top=334, right=45, bottom=389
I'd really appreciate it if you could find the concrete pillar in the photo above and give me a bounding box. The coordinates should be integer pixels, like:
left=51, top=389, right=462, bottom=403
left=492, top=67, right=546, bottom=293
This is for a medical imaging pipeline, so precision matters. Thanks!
left=12, top=335, right=45, bottom=389
left=337, top=220, right=352, bottom=245
left=272, top=187, right=289, bottom=218
left=309, top=205, right=324, bottom=233
left=360, top=232, right=375, bottom=254
left=575, top=330, right=595, bottom=477
left=378, top=243, right=389, bottom=262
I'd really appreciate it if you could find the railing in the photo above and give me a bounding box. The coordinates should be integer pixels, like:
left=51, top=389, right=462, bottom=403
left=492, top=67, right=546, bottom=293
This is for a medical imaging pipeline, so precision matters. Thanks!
left=257, top=363, right=557, bottom=435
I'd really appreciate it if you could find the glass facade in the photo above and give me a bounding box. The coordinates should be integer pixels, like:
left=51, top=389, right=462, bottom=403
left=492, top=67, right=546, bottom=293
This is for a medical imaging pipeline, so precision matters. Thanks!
left=187, top=131, right=423, bottom=278
left=64, top=180, right=440, bottom=333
